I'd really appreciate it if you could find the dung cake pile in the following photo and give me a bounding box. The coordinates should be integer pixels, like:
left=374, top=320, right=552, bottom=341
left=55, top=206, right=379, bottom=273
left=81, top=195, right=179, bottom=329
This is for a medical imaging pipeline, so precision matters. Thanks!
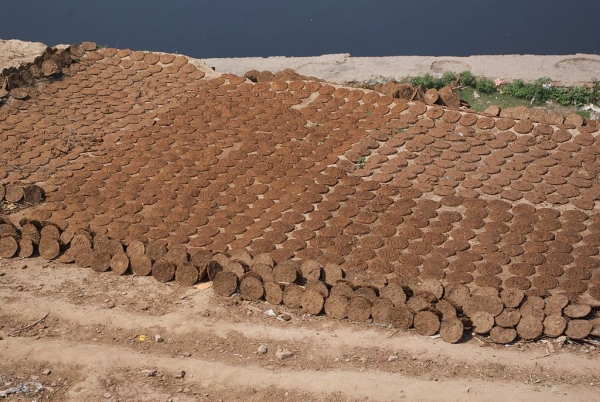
left=1, top=43, right=599, bottom=344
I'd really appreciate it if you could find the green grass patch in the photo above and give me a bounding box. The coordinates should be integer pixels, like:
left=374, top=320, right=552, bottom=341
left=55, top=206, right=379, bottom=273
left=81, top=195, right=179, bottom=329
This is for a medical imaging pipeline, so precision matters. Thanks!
left=400, top=72, right=600, bottom=109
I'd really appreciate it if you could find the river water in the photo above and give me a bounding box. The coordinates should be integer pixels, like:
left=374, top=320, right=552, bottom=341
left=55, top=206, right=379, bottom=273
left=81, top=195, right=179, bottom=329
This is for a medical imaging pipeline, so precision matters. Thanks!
left=1, top=0, right=599, bottom=58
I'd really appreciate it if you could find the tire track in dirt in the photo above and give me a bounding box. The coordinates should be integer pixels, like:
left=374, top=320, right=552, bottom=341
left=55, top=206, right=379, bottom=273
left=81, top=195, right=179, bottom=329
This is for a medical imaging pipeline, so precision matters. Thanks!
left=3, top=337, right=596, bottom=402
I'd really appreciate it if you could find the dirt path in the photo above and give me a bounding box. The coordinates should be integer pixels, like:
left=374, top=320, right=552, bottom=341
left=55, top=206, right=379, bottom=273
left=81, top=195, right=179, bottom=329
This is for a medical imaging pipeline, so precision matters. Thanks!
left=1, top=258, right=599, bottom=402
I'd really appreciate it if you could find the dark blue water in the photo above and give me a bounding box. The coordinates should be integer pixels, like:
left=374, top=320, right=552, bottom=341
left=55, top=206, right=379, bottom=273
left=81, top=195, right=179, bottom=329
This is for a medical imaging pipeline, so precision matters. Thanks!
left=2, top=0, right=599, bottom=58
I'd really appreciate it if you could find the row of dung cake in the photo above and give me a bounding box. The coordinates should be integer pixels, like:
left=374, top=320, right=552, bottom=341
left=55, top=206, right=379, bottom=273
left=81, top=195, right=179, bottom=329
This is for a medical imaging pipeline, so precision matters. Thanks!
left=0, top=217, right=596, bottom=344
left=209, top=256, right=596, bottom=344
left=0, top=183, right=45, bottom=205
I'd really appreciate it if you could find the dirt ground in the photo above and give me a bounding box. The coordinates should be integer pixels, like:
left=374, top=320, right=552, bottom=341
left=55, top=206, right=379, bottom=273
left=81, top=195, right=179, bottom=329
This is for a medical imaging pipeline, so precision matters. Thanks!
left=1, top=257, right=599, bottom=402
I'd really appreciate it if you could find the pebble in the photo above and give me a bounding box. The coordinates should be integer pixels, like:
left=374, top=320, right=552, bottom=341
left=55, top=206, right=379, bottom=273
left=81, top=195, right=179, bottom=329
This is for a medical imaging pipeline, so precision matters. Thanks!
left=388, top=355, right=399, bottom=362
left=276, top=348, right=294, bottom=360
left=155, top=335, right=164, bottom=342
left=42, top=369, right=51, bottom=375
left=175, top=371, right=186, bottom=379
left=257, top=345, right=268, bottom=354
left=141, top=369, right=156, bottom=377
left=277, top=314, right=291, bottom=321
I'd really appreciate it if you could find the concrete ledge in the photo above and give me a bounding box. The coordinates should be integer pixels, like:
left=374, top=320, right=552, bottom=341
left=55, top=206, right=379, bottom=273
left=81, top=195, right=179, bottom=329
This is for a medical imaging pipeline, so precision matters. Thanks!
left=202, top=53, right=600, bottom=86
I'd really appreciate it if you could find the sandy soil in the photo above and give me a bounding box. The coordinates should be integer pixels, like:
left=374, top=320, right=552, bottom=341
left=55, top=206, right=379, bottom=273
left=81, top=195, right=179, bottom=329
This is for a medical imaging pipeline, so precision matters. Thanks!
left=0, top=39, right=47, bottom=70
left=1, top=257, right=599, bottom=402
left=1, top=39, right=599, bottom=402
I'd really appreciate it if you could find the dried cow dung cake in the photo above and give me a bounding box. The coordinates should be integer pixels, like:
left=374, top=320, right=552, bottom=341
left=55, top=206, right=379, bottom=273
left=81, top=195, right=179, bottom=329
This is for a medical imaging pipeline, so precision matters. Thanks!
left=565, top=319, right=593, bottom=340
left=5, top=184, right=24, bottom=203
left=175, top=262, right=199, bottom=286
left=495, top=309, right=521, bottom=328
left=264, top=282, right=283, bottom=305
left=519, top=296, right=546, bottom=320
left=70, top=232, right=91, bottom=249
left=212, top=253, right=231, bottom=268
left=90, top=251, right=111, bottom=272
left=207, top=260, right=224, bottom=281
left=330, top=281, right=355, bottom=298
left=40, top=224, right=61, bottom=240
left=347, top=296, right=372, bottom=322
left=305, top=279, right=329, bottom=298
left=407, top=292, right=437, bottom=313
left=74, top=246, right=94, bottom=268
left=240, top=275, right=264, bottom=301
left=563, top=304, right=592, bottom=318
left=59, top=230, right=75, bottom=248
left=282, top=283, right=304, bottom=308
left=463, top=295, right=504, bottom=317
left=165, top=246, right=189, bottom=265
left=470, top=311, right=495, bottom=334
left=57, top=248, right=75, bottom=264
left=444, top=284, right=470, bottom=309
left=23, top=185, right=45, bottom=204
left=38, top=237, right=60, bottom=260
left=543, top=315, right=566, bottom=338
left=517, top=315, right=543, bottom=340
left=389, top=306, right=414, bottom=330
left=273, top=260, right=299, bottom=283
left=544, top=294, right=569, bottom=315
left=371, top=297, right=394, bottom=324
left=21, top=223, right=41, bottom=245
left=212, top=271, right=239, bottom=296
left=0, top=237, right=18, bottom=258
left=324, top=294, right=349, bottom=320
left=146, top=240, right=168, bottom=262
left=500, top=288, right=525, bottom=308
left=301, top=289, right=324, bottom=315
left=127, top=240, right=146, bottom=256
left=18, top=238, right=34, bottom=258
left=440, top=318, right=464, bottom=344
left=225, top=261, right=245, bottom=278
left=379, top=283, right=407, bottom=306
left=414, top=311, right=440, bottom=336
left=354, top=286, right=378, bottom=303
left=95, top=236, right=123, bottom=257
left=252, top=253, right=274, bottom=268
left=409, top=278, right=444, bottom=300
left=0, top=223, right=18, bottom=238
left=110, top=252, right=130, bottom=276
left=229, top=248, right=252, bottom=267
left=322, top=262, right=343, bottom=285
left=152, top=259, right=175, bottom=283
left=190, top=249, right=213, bottom=280
left=300, top=259, right=322, bottom=280
left=490, top=327, right=517, bottom=344
left=130, top=254, right=152, bottom=276
left=251, top=263, right=274, bottom=282
left=435, top=300, right=457, bottom=319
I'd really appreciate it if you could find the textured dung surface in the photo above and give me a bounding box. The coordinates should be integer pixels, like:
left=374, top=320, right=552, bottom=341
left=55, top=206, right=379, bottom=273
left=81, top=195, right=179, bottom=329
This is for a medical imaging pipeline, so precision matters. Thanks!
left=1, top=44, right=600, bottom=343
